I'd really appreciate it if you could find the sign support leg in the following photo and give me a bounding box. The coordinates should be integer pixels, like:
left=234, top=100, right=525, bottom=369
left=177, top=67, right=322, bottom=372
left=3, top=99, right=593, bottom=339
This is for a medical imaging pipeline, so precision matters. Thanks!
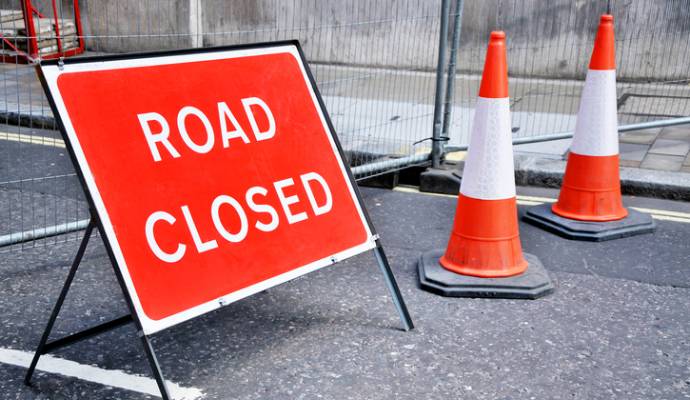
left=24, top=218, right=96, bottom=384
left=91, top=223, right=173, bottom=400
left=139, top=334, right=171, bottom=400
left=24, top=217, right=172, bottom=400
left=373, top=242, right=414, bottom=331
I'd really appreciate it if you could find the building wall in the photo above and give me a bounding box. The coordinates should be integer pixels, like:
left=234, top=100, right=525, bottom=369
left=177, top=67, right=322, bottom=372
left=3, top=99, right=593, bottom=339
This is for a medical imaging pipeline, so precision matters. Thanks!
left=2, top=0, right=687, bottom=81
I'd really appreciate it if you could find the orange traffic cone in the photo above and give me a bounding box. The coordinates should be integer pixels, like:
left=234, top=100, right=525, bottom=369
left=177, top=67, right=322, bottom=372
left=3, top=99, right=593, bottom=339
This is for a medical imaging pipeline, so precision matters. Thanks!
left=523, top=15, right=655, bottom=241
left=418, top=32, right=553, bottom=299
left=554, top=14, right=625, bottom=222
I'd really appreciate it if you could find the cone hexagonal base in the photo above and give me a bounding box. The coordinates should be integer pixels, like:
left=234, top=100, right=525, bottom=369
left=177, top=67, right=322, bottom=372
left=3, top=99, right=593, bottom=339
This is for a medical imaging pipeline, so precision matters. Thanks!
left=523, top=203, right=655, bottom=242
left=417, top=249, right=554, bottom=299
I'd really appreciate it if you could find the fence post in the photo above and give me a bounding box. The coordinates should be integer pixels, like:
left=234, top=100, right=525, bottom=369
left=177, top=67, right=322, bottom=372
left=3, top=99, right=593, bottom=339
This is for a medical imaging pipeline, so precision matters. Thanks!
left=441, top=0, right=464, bottom=147
left=189, top=0, right=203, bottom=48
left=431, top=0, right=451, bottom=169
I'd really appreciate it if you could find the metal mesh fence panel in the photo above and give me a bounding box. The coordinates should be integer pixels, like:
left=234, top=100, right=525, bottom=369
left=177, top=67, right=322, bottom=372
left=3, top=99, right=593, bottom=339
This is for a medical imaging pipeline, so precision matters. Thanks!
left=0, top=0, right=443, bottom=251
left=1, top=0, right=689, bottom=251
left=446, top=0, right=690, bottom=148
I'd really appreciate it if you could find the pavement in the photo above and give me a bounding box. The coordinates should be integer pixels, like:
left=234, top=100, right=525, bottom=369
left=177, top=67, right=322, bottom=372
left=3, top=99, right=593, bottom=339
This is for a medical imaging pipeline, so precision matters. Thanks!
left=3, top=60, right=690, bottom=169
left=513, top=124, right=690, bottom=174
left=1, top=185, right=689, bottom=399
left=620, top=127, right=690, bottom=173
left=4, top=62, right=690, bottom=203
left=506, top=124, right=690, bottom=200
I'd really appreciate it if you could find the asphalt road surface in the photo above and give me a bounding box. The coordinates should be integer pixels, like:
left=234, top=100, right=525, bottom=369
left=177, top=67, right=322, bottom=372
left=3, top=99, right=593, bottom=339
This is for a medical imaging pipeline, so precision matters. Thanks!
left=0, top=183, right=689, bottom=399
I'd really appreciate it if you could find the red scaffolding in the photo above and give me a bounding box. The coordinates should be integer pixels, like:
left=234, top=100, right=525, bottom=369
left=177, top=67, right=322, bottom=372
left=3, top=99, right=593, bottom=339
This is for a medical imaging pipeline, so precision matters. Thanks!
left=0, top=0, right=84, bottom=63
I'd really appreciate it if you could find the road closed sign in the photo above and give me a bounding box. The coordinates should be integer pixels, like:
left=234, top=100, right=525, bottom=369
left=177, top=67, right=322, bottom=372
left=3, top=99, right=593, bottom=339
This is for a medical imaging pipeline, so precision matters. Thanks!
left=39, top=42, right=376, bottom=334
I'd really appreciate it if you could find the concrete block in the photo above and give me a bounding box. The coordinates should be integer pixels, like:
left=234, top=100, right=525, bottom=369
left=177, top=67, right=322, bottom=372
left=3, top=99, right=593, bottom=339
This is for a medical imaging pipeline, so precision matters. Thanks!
left=419, top=167, right=461, bottom=195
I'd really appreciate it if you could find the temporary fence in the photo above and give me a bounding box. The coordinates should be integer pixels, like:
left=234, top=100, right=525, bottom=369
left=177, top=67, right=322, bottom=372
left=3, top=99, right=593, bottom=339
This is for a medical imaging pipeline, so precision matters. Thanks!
left=0, top=0, right=444, bottom=250
left=444, top=0, right=690, bottom=150
left=0, top=0, right=689, bottom=250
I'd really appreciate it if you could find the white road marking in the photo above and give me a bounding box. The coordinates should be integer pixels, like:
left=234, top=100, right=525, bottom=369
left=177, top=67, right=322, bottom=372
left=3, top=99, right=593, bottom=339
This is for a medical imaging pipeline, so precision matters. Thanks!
left=392, top=186, right=690, bottom=224
left=393, top=186, right=454, bottom=198
left=515, top=200, right=543, bottom=206
left=628, top=206, right=690, bottom=219
left=0, top=347, right=204, bottom=400
left=0, top=131, right=65, bottom=148
left=639, top=214, right=690, bottom=223
left=515, top=194, right=556, bottom=203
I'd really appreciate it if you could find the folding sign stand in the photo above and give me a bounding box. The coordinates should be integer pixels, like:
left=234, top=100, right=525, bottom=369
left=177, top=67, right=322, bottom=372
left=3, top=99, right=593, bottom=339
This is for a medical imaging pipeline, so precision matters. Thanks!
left=24, top=214, right=412, bottom=400
left=24, top=42, right=413, bottom=399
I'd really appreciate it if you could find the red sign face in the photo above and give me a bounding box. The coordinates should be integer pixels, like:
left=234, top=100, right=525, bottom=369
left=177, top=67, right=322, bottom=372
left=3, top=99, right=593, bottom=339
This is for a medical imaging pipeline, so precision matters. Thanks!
left=40, top=43, right=374, bottom=334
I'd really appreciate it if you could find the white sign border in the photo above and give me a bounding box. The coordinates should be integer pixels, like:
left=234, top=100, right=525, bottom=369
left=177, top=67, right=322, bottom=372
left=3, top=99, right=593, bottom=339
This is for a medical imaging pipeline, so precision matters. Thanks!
left=40, top=44, right=376, bottom=335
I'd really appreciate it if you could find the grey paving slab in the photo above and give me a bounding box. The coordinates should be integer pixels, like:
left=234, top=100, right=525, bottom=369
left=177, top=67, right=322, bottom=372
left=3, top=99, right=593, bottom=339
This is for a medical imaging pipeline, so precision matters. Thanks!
left=648, top=139, right=690, bottom=157
left=619, top=128, right=661, bottom=145
left=514, top=138, right=571, bottom=159
left=640, top=154, right=686, bottom=172
left=619, top=160, right=641, bottom=168
left=659, top=124, right=690, bottom=141
left=619, top=143, right=649, bottom=162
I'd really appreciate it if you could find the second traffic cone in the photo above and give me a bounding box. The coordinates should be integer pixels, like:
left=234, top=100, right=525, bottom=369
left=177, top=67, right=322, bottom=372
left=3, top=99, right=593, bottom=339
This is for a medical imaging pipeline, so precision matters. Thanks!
left=418, top=32, right=553, bottom=299
left=555, top=14, right=625, bottom=222
left=523, top=15, right=655, bottom=241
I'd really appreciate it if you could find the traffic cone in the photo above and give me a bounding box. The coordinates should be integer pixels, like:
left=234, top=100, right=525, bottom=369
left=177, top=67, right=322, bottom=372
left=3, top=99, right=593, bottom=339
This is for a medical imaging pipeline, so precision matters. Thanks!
left=523, top=15, right=655, bottom=241
left=418, top=31, right=553, bottom=299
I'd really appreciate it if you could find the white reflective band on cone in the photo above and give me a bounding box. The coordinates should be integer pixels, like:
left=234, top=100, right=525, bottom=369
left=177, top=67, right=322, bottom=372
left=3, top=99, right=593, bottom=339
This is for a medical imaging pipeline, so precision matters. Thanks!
left=570, top=69, right=619, bottom=156
left=460, top=97, right=516, bottom=200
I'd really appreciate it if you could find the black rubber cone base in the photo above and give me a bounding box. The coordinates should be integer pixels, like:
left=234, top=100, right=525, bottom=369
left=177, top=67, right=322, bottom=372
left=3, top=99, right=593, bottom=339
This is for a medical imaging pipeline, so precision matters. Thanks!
left=523, top=203, right=655, bottom=242
left=417, top=249, right=554, bottom=299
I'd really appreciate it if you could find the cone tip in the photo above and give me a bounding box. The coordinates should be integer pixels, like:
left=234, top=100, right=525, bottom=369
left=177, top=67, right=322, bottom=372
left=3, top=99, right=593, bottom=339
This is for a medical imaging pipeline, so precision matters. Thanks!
left=490, top=31, right=506, bottom=41
left=600, top=14, right=613, bottom=23
left=479, top=31, right=509, bottom=98
left=589, top=14, right=616, bottom=70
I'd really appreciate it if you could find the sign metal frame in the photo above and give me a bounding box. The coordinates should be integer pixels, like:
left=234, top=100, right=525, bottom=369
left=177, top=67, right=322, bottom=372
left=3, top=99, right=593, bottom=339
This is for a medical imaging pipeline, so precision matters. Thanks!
left=24, top=40, right=413, bottom=400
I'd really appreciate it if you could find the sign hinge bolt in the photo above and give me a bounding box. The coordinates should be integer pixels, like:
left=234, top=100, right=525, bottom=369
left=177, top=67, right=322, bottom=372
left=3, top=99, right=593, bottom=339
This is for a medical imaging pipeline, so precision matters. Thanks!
left=58, top=57, right=65, bottom=70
